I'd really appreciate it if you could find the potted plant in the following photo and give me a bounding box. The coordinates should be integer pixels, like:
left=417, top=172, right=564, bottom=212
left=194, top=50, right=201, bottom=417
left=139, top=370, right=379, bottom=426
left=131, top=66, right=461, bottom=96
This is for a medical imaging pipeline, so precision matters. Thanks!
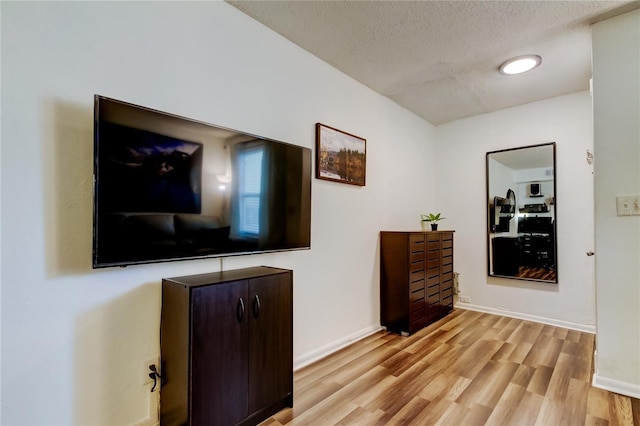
left=420, top=213, right=445, bottom=231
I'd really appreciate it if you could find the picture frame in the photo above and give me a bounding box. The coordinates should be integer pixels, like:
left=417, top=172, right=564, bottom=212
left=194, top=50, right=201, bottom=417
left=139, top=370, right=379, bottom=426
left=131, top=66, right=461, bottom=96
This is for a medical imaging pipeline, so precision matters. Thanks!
left=315, top=123, right=366, bottom=186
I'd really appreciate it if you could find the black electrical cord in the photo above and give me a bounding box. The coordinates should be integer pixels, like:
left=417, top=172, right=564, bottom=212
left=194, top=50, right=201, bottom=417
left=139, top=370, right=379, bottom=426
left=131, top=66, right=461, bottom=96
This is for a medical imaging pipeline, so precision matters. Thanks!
left=149, top=364, right=161, bottom=392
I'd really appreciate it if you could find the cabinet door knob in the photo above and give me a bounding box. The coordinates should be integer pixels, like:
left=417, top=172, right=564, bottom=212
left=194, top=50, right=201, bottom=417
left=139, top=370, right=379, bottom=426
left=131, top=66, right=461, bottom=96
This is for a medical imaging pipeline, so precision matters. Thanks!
left=237, top=298, right=245, bottom=323
left=253, top=295, right=261, bottom=318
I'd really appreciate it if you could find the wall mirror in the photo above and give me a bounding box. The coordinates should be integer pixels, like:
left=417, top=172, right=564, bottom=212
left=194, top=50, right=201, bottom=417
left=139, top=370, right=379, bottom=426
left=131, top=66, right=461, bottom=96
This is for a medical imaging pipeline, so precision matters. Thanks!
left=486, top=142, right=557, bottom=283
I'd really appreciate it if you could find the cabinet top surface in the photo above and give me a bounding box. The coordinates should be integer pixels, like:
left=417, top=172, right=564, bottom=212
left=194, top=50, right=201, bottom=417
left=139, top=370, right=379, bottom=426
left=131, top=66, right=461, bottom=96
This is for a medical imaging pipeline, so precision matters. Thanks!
left=380, top=230, right=455, bottom=234
left=163, top=266, right=292, bottom=287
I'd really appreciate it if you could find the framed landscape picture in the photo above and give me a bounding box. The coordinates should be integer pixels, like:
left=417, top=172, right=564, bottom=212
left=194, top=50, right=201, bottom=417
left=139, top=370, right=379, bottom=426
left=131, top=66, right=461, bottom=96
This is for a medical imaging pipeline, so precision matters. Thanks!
left=315, top=123, right=366, bottom=186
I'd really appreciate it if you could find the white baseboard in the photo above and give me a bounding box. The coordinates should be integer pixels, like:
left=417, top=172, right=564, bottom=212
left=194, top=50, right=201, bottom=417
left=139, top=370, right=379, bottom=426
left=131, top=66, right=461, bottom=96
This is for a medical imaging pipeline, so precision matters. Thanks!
left=592, top=373, right=640, bottom=399
left=294, top=325, right=383, bottom=371
left=455, top=302, right=596, bottom=334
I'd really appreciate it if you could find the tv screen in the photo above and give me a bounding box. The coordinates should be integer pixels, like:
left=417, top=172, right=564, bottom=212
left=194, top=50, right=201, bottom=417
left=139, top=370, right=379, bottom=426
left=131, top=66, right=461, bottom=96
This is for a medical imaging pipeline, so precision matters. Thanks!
left=93, top=95, right=311, bottom=268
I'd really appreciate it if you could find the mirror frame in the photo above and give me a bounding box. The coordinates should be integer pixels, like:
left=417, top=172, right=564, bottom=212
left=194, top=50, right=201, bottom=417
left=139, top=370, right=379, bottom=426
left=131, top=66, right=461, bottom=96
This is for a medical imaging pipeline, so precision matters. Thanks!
left=486, top=142, right=558, bottom=283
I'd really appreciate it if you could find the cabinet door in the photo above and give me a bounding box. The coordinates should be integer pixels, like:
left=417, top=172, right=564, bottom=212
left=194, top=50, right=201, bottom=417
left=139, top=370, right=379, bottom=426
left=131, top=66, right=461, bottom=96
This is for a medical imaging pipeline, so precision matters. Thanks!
left=248, top=273, right=293, bottom=415
left=191, top=281, right=249, bottom=425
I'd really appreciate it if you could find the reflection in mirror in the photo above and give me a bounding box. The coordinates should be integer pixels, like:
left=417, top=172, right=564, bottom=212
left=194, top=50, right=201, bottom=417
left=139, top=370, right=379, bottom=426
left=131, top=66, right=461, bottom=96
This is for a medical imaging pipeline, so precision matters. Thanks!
left=486, top=143, right=557, bottom=283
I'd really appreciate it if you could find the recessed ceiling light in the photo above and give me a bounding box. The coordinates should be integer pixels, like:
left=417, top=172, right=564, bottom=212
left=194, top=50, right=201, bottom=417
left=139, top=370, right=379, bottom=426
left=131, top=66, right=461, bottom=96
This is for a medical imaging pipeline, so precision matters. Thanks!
left=499, top=55, right=542, bottom=75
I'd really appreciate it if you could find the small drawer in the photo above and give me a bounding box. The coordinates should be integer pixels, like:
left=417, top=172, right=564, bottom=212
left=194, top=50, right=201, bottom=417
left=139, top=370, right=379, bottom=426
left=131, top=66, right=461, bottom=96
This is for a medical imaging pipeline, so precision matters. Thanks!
left=441, top=287, right=453, bottom=298
left=427, top=241, right=439, bottom=251
left=410, top=299, right=425, bottom=314
left=427, top=259, right=440, bottom=269
left=442, top=248, right=453, bottom=257
left=442, top=272, right=453, bottom=282
left=410, top=234, right=425, bottom=244
left=427, top=250, right=439, bottom=260
left=410, top=241, right=425, bottom=254
left=410, top=252, right=424, bottom=264
left=442, top=295, right=453, bottom=307
left=410, top=278, right=425, bottom=293
left=427, top=274, right=440, bottom=286
left=442, top=239, right=453, bottom=249
left=427, top=292, right=440, bottom=305
left=410, top=288, right=425, bottom=303
left=411, top=270, right=425, bottom=282
left=427, top=233, right=439, bottom=242
left=442, top=263, right=453, bottom=274
left=427, top=283, right=440, bottom=297
left=410, top=260, right=424, bottom=272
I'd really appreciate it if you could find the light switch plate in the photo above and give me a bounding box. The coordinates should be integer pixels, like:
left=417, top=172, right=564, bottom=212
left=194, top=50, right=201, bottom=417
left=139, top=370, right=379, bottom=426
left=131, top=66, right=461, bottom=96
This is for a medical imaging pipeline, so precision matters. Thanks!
left=616, top=195, right=640, bottom=216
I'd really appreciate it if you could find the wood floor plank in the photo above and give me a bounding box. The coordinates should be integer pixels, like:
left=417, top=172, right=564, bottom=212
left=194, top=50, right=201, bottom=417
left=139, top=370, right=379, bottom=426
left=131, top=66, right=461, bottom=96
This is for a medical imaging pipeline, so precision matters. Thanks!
left=526, top=364, right=554, bottom=396
left=259, top=309, right=639, bottom=426
left=491, top=341, right=517, bottom=362
left=349, top=374, right=398, bottom=410
left=610, top=392, right=635, bottom=425
left=507, top=341, right=533, bottom=364
left=460, top=402, right=494, bottom=426
left=535, top=397, right=576, bottom=425
left=585, top=413, right=610, bottom=425
left=511, top=363, right=536, bottom=388
left=409, top=396, right=455, bottom=425
left=587, top=386, right=612, bottom=421
left=417, top=372, right=471, bottom=403
left=383, top=396, right=430, bottom=425
left=454, top=360, right=519, bottom=409
left=433, top=401, right=469, bottom=425
left=326, top=346, right=398, bottom=386
left=566, top=378, right=591, bottom=423
left=506, top=321, right=544, bottom=345
left=525, top=334, right=564, bottom=368
left=509, top=389, right=545, bottom=425
left=450, top=338, right=505, bottom=379
left=493, top=317, right=521, bottom=341
left=335, top=406, right=386, bottom=425
left=364, top=361, right=433, bottom=413
left=484, top=382, right=528, bottom=425
left=632, top=396, right=640, bottom=425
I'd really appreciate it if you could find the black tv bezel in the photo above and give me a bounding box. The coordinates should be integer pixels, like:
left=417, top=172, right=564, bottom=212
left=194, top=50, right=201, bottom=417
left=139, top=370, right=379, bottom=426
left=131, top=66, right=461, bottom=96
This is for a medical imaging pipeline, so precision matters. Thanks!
left=92, top=95, right=312, bottom=269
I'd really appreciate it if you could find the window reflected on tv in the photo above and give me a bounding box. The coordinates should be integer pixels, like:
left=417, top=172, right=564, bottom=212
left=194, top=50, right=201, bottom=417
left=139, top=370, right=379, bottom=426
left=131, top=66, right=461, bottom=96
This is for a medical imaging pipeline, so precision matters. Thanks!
left=238, top=143, right=264, bottom=236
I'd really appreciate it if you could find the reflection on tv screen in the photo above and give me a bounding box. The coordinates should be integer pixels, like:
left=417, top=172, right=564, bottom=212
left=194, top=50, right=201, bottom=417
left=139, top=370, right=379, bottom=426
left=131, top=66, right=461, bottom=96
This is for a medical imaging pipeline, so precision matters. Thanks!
left=93, top=95, right=311, bottom=268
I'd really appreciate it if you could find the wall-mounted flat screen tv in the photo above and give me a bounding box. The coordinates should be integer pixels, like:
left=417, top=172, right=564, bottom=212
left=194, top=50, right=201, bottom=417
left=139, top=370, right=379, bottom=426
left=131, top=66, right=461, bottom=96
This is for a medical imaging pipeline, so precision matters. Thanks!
left=93, top=95, right=311, bottom=268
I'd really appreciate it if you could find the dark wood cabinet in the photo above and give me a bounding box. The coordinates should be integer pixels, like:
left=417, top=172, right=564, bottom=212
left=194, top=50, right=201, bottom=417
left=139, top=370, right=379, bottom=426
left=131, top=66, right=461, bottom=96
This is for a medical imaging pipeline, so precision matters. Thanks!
left=380, top=231, right=454, bottom=335
left=160, top=266, right=293, bottom=426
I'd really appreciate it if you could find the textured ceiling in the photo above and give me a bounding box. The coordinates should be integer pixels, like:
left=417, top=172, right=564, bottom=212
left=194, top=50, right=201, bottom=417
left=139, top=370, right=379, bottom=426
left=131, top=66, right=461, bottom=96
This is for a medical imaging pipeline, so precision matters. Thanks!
left=228, top=0, right=639, bottom=125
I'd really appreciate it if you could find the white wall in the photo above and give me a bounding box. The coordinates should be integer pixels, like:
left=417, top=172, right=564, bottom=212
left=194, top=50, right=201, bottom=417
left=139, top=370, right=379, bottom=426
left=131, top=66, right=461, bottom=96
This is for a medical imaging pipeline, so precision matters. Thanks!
left=435, top=92, right=596, bottom=330
left=0, top=2, right=435, bottom=424
left=592, top=9, right=640, bottom=398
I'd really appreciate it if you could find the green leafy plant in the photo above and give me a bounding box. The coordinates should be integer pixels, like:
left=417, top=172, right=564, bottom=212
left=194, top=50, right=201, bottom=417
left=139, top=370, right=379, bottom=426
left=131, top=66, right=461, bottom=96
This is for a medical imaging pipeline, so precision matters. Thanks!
left=421, top=213, right=445, bottom=223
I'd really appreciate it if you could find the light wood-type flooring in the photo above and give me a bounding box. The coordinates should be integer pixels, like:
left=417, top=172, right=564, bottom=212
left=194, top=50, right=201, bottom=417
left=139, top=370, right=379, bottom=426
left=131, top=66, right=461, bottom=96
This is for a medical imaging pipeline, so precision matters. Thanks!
left=262, top=309, right=640, bottom=425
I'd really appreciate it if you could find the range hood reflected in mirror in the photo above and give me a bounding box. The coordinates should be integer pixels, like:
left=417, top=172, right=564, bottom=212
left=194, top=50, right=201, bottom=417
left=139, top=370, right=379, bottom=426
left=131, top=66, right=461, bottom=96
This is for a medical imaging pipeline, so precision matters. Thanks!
left=486, top=143, right=557, bottom=283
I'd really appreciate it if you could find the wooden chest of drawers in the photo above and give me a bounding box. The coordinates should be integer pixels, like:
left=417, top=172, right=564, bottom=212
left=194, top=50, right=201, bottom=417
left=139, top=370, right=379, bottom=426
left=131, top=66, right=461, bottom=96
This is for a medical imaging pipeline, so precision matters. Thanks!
left=380, top=231, right=454, bottom=335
